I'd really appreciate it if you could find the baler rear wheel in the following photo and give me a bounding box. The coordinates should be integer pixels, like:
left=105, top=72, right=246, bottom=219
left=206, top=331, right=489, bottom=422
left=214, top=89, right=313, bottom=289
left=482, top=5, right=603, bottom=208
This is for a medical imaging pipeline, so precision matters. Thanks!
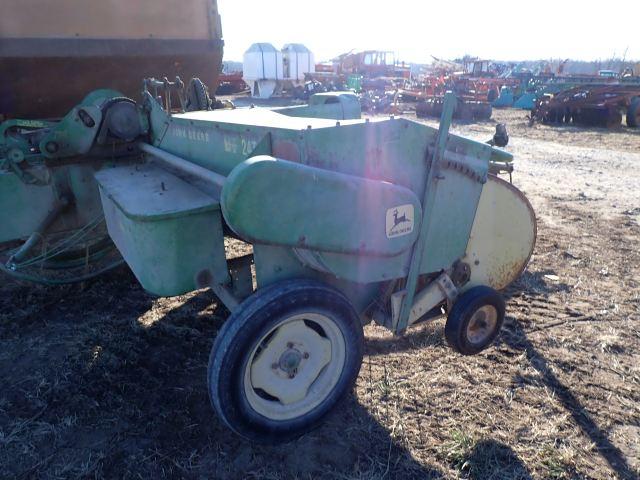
left=208, top=279, right=364, bottom=443
left=445, top=286, right=505, bottom=355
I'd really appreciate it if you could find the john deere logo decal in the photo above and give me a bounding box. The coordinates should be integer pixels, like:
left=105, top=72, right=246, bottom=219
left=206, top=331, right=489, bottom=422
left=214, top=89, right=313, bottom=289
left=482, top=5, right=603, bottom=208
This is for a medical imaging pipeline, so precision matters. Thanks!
left=386, top=204, right=414, bottom=238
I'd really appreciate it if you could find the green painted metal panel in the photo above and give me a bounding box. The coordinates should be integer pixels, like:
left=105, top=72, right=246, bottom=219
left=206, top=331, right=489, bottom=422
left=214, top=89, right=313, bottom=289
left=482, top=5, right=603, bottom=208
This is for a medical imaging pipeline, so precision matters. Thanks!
left=272, top=103, right=350, bottom=120
left=96, top=163, right=219, bottom=221
left=150, top=102, right=363, bottom=176
left=253, top=244, right=311, bottom=287
left=0, top=170, right=56, bottom=242
left=292, top=248, right=411, bottom=283
left=63, top=164, right=108, bottom=225
left=221, top=156, right=421, bottom=256
left=154, top=111, right=278, bottom=176
left=273, top=93, right=361, bottom=120
left=418, top=126, right=493, bottom=274
left=297, top=119, right=433, bottom=195
left=418, top=169, right=486, bottom=273
left=96, top=164, right=229, bottom=296
left=0, top=163, right=105, bottom=243
left=253, top=244, right=384, bottom=315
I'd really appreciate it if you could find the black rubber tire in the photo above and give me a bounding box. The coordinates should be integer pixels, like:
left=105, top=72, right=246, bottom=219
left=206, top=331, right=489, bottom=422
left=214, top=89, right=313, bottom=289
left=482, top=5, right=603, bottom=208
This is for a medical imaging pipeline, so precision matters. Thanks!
left=208, top=279, right=364, bottom=444
left=627, top=97, right=640, bottom=128
left=185, top=77, right=211, bottom=111
left=415, top=100, right=430, bottom=118
left=445, top=286, right=505, bottom=355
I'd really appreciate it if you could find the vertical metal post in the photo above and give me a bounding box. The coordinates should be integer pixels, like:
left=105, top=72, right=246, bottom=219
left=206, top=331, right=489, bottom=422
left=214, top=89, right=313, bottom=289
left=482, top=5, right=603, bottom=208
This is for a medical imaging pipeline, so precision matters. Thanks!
left=394, top=92, right=456, bottom=335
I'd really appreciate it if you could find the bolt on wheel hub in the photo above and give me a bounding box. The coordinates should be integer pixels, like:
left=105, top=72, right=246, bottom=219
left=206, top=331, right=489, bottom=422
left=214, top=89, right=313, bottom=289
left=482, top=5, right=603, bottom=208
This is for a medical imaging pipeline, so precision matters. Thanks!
left=278, top=348, right=303, bottom=376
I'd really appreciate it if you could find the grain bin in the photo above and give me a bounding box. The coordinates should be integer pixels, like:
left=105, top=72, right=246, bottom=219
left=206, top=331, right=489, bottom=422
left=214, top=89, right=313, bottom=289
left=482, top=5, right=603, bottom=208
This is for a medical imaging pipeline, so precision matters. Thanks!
left=242, top=43, right=283, bottom=99
left=282, top=44, right=315, bottom=83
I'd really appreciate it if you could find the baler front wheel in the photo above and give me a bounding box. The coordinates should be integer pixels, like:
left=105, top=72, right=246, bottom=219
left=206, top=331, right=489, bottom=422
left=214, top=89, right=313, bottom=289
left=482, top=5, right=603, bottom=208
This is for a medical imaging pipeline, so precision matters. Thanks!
left=445, top=286, right=505, bottom=355
left=208, top=279, right=364, bottom=443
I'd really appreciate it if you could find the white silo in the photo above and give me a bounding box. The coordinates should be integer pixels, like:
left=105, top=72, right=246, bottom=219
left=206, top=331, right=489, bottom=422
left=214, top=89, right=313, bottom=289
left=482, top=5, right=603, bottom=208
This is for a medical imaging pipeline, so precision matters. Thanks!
left=282, top=43, right=315, bottom=84
left=243, top=43, right=283, bottom=99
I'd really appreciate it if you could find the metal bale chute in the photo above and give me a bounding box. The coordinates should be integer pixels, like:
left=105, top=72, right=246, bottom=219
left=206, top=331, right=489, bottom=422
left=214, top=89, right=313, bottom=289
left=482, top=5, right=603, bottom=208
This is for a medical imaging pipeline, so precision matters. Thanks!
left=0, top=81, right=536, bottom=442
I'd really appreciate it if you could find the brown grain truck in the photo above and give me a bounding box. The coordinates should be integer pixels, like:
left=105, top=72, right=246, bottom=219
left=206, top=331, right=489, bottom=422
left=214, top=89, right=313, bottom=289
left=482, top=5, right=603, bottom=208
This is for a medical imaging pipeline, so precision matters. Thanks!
left=0, top=0, right=224, bottom=119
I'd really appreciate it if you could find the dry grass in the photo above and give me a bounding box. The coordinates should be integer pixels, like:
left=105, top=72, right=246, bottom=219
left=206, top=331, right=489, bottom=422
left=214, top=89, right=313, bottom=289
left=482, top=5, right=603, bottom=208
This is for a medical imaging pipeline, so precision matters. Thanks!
left=1, top=109, right=639, bottom=479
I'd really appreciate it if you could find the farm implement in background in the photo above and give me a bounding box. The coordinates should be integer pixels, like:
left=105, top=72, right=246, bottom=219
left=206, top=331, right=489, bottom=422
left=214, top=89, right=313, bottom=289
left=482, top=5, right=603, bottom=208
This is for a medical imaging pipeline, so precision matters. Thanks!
left=416, top=94, right=493, bottom=121
left=530, top=85, right=640, bottom=128
left=405, top=61, right=502, bottom=121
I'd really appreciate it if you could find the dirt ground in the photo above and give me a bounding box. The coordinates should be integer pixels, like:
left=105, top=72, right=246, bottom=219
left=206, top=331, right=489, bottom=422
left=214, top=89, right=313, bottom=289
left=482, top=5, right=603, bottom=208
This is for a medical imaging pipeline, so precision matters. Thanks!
left=1, top=108, right=639, bottom=480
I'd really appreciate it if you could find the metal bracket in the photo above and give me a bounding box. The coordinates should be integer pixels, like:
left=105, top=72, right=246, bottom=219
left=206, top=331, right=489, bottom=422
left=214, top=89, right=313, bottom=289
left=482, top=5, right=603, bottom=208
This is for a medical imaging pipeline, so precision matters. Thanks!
left=228, top=254, right=254, bottom=301
left=209, top=283, right=240, bottom=312
left=436, top=273, right=458, bottom=302
left=391, top=272, right=459, bottom=329
left=393, top=92, right=457, bottom=335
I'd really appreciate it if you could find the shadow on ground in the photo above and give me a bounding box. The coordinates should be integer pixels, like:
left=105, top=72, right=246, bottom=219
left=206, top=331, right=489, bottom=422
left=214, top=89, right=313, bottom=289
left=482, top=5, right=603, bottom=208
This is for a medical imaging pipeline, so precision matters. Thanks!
left=0, top=272, right=442, bottom=479
left=464, top=439, right=532, bottom=480
left=500, top=281, right=637, bottom=480
left=1, top=260, right=636, bottom=479
left=342, top=270, right=635, bottom=480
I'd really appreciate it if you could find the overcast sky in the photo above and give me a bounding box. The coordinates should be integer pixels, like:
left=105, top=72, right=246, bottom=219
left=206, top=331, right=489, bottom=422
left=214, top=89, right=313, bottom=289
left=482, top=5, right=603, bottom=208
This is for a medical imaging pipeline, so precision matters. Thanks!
left=218, top=0, right=639, bottom=64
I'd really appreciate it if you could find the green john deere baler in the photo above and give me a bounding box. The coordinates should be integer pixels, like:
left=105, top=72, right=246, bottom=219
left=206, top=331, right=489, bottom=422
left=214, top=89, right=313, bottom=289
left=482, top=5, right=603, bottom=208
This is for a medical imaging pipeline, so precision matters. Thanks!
left=0, top=82, right=535, bottom=443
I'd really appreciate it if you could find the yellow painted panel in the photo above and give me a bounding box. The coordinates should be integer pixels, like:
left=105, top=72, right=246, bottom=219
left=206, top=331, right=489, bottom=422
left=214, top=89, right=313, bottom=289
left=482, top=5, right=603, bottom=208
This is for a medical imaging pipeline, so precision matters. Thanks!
left=463, top=176, right=536, bottom=291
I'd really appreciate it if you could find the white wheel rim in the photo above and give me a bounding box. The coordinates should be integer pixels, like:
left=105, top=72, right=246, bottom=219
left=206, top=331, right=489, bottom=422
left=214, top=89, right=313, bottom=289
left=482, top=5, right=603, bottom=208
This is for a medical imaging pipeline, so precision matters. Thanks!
left=243, top=312, right=346, bottom=421
left=466, top=305, right=498, bottom=345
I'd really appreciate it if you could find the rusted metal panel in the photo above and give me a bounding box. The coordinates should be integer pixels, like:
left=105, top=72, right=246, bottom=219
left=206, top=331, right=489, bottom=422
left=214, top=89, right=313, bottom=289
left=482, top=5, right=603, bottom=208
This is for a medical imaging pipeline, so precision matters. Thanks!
left=0, top=0, right=223, bottom=119
left=0, top=0, right=216, bottom=39
left=1, top=53, right=223, bottom=119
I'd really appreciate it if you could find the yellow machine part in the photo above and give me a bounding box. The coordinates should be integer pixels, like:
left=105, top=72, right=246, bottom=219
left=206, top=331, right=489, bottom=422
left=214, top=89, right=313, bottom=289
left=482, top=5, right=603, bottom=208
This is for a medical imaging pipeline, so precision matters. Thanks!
left=463, top=175, right=537, bottom=292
